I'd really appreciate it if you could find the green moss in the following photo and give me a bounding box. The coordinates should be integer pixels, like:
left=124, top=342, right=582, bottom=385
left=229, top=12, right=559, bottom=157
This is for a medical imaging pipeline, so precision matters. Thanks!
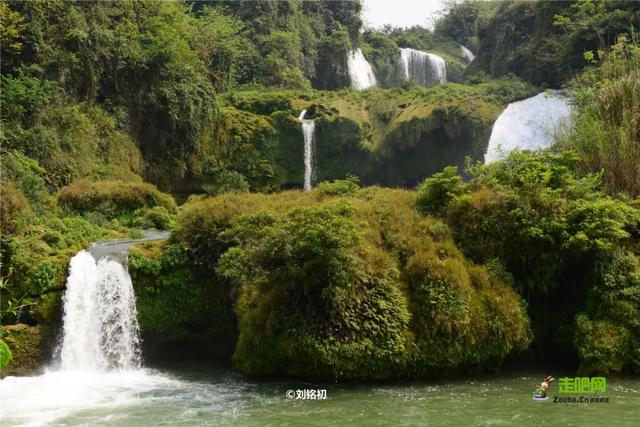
left=128, top=241, right=237, bottom=360
left=574, top=250, right=640, bottom=374
left=424, top=151, right=640, bottom=369
left=170, top=187, right=531, bottom=379
left=223, top=80, right=534, bottom=189
left=57, top=180, right=177, bottom=217
left=0, top=324, right=47, bottom=376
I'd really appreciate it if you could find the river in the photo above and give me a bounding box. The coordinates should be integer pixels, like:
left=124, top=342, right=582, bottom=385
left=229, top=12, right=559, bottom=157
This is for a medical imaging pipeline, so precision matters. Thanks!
left=1, top=364, right=638, bottom=426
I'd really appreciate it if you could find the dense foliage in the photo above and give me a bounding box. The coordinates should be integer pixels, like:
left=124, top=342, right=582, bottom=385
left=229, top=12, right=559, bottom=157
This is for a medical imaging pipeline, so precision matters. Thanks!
left=2, top=0, right=639, bottom=379
left=421, top=152, right=640, bottom=372
left=558, top=36, right=640, bottom=197
left=466, top=0, right=640, bottom=86
left=130, top=186, right=530, bottom=379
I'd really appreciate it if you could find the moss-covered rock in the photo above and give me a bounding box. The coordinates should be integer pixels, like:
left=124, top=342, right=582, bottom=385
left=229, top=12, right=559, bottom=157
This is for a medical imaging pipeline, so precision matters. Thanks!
left=1, top=324, right=48, bottom=377
left=158, top=186, right=532, bottom=379
left=227, top=81, right=535, bottom=189
left=424, top=151, right=640, bottom=371
left=57, top=180, right=177, bottom=216
left=128, top=241, right=237, bottom=361
left=575, top=251, right=640, bottom=375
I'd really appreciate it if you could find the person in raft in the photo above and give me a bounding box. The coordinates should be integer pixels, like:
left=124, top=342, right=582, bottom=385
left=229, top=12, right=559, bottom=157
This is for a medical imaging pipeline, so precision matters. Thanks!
left=535, top=375, right=555, bottom=398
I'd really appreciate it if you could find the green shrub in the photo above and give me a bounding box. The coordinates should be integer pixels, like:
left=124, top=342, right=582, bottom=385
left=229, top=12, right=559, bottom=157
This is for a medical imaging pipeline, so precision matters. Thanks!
left=131, top=206, right=175, bottom=230
left=425, top=150, right=640, bottom=367
left=0, top=339, right=12, bottom=370
left=574, top=250, right=640, bottom=374
left=57, top=180, right=177, bottom=218
left=558, top=36, right=640, bottom=197
left=317, top=175, right=361, bottom=197
left=416, top=166, right=464, bottom=214
left=171, top=187, right=531, bottom=379
left=202, top=170, right=250, bottom=196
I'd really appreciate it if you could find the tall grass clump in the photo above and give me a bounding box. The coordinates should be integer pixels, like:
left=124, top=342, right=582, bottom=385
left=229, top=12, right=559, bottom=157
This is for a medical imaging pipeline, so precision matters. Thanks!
left=559, top=35, right=640, bottom=197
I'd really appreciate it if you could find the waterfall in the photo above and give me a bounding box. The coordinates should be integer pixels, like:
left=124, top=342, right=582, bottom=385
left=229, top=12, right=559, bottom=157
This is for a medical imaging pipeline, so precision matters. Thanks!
left=347, top=49, right=377, bottom=90
left=460, top=45, right=475, bottom=63
left=60, top=249, right=141, bottom=371
left=485, top=91, right=572, bottom=163
left=298, top=110, right=316, bottom=191
left=398, top=48, right=447, bottom=86
left=0, top=232, right=174, bottom=427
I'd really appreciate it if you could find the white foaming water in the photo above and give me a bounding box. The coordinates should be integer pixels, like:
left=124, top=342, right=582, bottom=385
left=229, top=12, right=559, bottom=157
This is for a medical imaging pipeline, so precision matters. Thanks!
left=398, top=48, right=447, bottom=86
left=460, top=45, right=475, bottom=63
left=484, top=91, right=572, bottom=163
left=298, top=110, right=316, bottom=191
left=0, top=247, right=152, bottom=426
left=60, top=250, right=141, bottom=370
left=0, top=370, right=180, bottom=427
left=347, top=48, right=377, bottom=90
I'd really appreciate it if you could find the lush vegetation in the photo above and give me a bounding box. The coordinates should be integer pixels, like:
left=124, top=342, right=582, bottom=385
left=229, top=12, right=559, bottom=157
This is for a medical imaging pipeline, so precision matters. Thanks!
left=222, top=79, right=534, bottom=187
left=558, top=36, right=640, bottom=197
left=461, top=0, right=640, bottom=86
left=1, top=0, right=639, bottom=379
left=420, top=151, right=640, bottom=372
left=130, top=186, right=530, bottom=379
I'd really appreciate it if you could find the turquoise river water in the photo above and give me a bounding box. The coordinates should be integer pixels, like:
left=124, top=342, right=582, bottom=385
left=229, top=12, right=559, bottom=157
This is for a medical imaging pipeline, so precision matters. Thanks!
left=1, top=364, right=638, bottom=426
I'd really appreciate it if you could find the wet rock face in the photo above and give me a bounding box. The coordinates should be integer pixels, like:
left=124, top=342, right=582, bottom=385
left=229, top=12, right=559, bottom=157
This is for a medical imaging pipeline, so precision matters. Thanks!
left=16, top=307, right=39, bottom=326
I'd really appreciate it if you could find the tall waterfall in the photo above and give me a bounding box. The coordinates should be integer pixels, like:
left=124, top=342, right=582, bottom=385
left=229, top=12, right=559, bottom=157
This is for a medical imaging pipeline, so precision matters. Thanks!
left=60, top=249, right=141, bottom=371
left=398, top=48, right=447, bottom=86
left=460, top=45, right=475, bottom=63
left=485, top=91, right=572, bottom=163
left=347, top=48, right=377, bottom=90
left=298, top=110, right=316, bottom=190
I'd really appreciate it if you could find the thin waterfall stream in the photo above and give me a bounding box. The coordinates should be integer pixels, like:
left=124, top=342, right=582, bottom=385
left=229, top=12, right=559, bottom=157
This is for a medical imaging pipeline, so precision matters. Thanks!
left=298, top=110, right=316, bottom=191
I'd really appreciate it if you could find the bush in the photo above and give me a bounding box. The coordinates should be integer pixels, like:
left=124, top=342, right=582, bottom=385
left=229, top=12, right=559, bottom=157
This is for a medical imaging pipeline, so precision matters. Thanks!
left=202, top=170, right=250, bottom=196
left=131, top=206, right=175, bottom=230
left=425, top=150, right=640, bottom=366
left=0, top=339, right=13, bottom=370
left=57, top=180, right=177, bottom=218
left=558, top=36, right=640, bottom=197
left=574, top=250, right=640, bottom=374
left=416, top=166, right=464, bottom=214
left=317, top=175, right=361, bottom=197
left=170, top=187, right=531, bottom=379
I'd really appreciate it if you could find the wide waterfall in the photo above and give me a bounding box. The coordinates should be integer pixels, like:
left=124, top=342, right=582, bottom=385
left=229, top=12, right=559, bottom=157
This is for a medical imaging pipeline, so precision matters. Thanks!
left=298, top=110, right=316, bottom=190
left=485, top=91, right=572, bottom=163
left=347, top=48, right=377, bottom=90
left=398, top=48, right=447, bottom=86
left=59, top=250, right=141, bottom=371
left=460, top=45, right=475, bottom=63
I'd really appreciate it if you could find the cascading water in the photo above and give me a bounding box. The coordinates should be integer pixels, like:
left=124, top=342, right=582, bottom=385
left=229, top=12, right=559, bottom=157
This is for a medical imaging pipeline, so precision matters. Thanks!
left=298, top=110, right=316, bottom=190
left=484, top=91, right=572, bottom=163
left=460, top=45, right=475, bottom=63
left=0, top=232, right=177, bottom=427
left=347, top=48, right=377, bottom=90
left=398, top=48, right=447, bottom=86
left=59, top=250, right=141, bottom=371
